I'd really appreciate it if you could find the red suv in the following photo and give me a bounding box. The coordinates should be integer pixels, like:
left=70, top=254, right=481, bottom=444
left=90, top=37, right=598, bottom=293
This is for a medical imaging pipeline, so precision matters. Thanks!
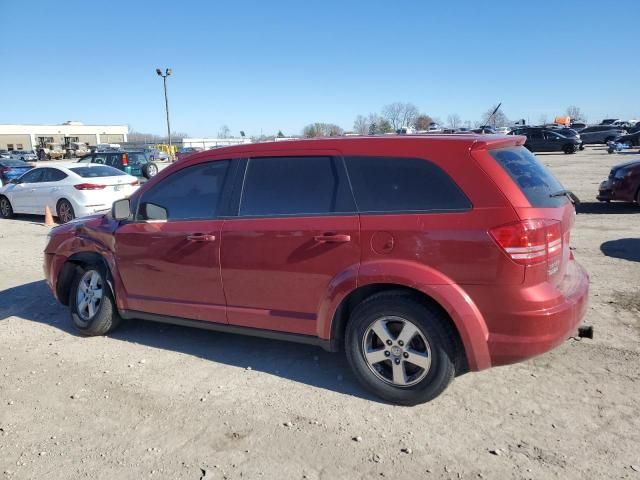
left=44, top=135, right=589, bottom=405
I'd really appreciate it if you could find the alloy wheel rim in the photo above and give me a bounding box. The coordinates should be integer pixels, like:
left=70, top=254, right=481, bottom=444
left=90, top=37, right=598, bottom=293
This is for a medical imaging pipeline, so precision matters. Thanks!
left=0, top=199, right=8, bottom=216
left=76, top=271, right=103, bottom=321
left=59, top=203, right=72, bottom=223
left=149, top=165, right=157, bottom=176
left=361, top=316, right=431, bottom=387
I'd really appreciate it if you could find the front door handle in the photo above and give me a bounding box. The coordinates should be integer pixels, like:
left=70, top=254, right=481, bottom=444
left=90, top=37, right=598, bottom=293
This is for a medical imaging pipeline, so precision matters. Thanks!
left=187, top=234, right=216, bottom=242
left=314, top=234, right=351, bottom=243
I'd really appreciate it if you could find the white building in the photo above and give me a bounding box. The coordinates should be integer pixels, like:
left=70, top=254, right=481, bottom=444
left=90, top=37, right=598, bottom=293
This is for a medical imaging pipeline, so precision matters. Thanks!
left=181, top=137, right=252, bottom=149
left=0, top=121, right=128, bottom=151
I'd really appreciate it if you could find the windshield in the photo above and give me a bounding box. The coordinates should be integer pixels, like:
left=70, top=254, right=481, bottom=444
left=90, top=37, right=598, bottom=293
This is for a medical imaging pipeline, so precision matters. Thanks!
left=490, top=147, right=568, bottom=207
left=70, top=166, right=126, bottom=178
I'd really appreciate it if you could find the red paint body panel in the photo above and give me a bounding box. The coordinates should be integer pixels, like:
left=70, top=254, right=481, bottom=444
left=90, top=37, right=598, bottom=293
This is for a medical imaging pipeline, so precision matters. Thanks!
left=221, top=215, right=360, bottom=335
left=43, top=135, right=590, bottom=373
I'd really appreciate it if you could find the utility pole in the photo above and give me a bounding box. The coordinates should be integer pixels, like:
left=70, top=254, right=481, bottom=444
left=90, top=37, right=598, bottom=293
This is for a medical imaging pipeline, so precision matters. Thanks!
left=156, top=68, right=173, bottom=159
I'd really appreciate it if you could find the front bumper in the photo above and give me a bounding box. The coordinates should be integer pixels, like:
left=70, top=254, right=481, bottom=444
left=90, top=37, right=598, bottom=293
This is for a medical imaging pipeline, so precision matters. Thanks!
left=486, top=259, right=589, bottom=367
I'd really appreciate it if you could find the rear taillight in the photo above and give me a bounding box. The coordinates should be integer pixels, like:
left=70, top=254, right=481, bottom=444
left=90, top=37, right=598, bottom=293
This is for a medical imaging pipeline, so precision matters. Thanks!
left=74, top=183, right=107, bottom=190
left=0, top=168, right=8, bottom=174
left=121, top=153, right=128, bottom=166
left=490, top=219, right=563, bottom=267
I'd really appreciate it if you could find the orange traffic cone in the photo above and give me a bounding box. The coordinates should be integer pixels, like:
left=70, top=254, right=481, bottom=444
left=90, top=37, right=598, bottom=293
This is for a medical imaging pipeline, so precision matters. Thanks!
left=44, top=206, right=55, bottom=226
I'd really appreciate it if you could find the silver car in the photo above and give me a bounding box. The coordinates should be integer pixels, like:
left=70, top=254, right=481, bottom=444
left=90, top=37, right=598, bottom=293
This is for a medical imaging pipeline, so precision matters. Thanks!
left=578, top=125, right=627, bottom=144
left=9, top=150, right=37, bottom=161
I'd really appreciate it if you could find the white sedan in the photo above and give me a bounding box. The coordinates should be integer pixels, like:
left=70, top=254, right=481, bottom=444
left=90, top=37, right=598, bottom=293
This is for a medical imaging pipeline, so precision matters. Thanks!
left=9, top=150, right=38, bottom=161
left=0, top=164, right=139, bottom=223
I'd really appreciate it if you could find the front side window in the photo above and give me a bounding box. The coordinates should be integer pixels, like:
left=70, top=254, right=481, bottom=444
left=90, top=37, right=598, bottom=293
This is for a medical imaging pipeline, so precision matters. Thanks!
left=137, top=161, right=230, bottom=221
left=239, top=156, right=355, bottom=216
left=18, top=169, right=44, bottom=184
left=345, top=156, right=471, bottom=213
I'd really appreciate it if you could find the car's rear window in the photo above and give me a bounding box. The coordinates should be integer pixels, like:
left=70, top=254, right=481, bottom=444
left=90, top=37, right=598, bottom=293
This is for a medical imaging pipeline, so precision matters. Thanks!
left=70, top=166, right=126, bottom=178
left=490, top=147, right=568, bottom=207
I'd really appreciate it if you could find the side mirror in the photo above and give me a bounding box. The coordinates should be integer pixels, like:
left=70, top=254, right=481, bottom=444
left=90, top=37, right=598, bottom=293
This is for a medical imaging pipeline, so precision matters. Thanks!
left=112, top=198, right=130, bottom=220
left=9, top=178, right=19, bottom=184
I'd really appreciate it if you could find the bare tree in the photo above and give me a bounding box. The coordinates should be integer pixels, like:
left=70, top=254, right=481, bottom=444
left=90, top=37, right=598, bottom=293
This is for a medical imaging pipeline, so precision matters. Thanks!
left=218, top=125, right=230, bottom=138
left=382, top=102, right=419, bottom=130
left=302, top=123, right=344, bottom=138
left=481, top=104, right=510, bottom=127
left=353, top=115, right=369, bottom=135
left=415, top=114, right=434, bottom=131
left=446, top=114, right=462, bottom=129
left=566, top=106, right=586, bottom=122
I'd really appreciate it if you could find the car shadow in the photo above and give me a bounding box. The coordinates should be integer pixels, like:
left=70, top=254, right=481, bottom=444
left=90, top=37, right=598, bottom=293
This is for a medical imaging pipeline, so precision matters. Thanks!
left=2, top=213, right=55, bottom=225
left=576, top=202, right=640, bottom=214
left=0, top=280, right=380, bottom=403
left=601, top=238, right=640, bottom=263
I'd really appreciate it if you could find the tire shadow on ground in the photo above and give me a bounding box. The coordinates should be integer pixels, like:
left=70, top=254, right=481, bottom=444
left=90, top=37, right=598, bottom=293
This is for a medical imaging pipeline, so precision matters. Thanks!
left=0, top=280, right=380, bottom=402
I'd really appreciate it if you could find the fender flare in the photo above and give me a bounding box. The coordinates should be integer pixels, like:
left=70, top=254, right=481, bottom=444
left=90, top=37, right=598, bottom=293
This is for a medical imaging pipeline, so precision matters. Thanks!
left=318, top=260, right=492, bottom=371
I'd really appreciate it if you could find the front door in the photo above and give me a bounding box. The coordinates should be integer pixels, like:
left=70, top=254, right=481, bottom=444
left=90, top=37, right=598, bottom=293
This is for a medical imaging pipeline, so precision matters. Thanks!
left=115, top=160, right=232, bottom=322
left=10, top=168, right=44, bottom=212
left=220, top=154, right=360, bottom=336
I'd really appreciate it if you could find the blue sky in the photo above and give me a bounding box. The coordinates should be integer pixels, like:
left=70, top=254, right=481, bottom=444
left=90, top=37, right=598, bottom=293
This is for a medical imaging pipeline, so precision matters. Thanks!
left=1, top=0, right=638, bottom=137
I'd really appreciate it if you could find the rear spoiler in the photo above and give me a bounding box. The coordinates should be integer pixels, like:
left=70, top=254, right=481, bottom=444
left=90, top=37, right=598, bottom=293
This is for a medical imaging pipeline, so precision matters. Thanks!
left=470, top=135, right=526, bottom=151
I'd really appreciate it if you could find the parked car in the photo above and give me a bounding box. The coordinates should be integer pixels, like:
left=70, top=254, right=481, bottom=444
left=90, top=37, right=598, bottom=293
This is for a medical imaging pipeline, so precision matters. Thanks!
left=9, top=150, right=37, bottom=161
left=509, top=127, right=582, bottom=153
left=495, top=127, right=511, bottom=135
left=471, top=127, right=496, bottom=134
left=573, top=125, right=626, bottom=144
left=144, top=148, right=169, bottom=162
left=570, top=122, right=587, bottom=130
left=0, top=164, right=139, bottom=223
left=613, top=130, right=640, bottom=147
left=176, top=147, right=204, bottom=162
left=77, top=150, right=159, bottom=179
left=600, top=119, right=618, bottom=125
left=597, top=159, right=640, bottom=204
left=43, top=135, right=589, bottom=405
left=0, top=159, right=33, bottom=185
left=0, top=150, right=11, bottom=159
left=546, top=126, right=584, bottom=149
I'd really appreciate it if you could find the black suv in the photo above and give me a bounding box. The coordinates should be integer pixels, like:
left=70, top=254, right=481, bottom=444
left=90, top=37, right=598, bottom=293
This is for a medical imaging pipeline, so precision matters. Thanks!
left=77, top=150, right=159, bottom=179
left=509, top=127, right=582, bottom=154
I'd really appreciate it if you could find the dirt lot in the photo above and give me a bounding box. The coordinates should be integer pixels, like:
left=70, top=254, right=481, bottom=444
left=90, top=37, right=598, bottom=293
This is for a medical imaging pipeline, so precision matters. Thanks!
left=1, top=146, right=639, bottom=479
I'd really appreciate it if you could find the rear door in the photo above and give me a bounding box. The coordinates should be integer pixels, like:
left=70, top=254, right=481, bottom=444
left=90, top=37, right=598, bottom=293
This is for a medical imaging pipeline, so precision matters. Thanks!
left=220, top=153, right=360, bottom=336
left=37, top=168, right=69, bottom=212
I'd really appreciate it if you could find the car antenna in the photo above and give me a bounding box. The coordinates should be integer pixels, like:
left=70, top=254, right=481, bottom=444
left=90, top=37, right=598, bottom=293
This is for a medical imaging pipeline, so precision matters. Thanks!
left=483, top=102, right=502, bottom=128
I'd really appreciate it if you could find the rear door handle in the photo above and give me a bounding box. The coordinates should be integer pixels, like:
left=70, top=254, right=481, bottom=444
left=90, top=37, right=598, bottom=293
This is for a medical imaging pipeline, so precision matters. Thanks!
left=187, top=234, right=216, bottom=242
left=314, top=234, right=351, bottom=243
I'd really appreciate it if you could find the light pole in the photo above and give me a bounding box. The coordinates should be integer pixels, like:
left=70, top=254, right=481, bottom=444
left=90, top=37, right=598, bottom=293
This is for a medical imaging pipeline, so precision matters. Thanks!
left=156, top=67, right=173, bottom=159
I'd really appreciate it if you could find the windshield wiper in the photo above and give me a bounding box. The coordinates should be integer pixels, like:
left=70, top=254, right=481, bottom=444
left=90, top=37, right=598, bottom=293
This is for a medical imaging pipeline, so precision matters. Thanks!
left=550, top=189, right=580, bottom=205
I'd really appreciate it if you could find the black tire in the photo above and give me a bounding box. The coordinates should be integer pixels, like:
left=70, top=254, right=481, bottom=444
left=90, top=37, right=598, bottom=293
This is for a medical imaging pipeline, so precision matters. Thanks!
left=636, top=188, right=640, bottom=205
left=604, top=136, right=615, bottom=144
left=142, top=162, right=158, bottom=179
left=0, top=195, right=14, bottom=219
left=563, top=144, right=576, bottom=154
left=56, top=199, right=75, bottom=223
left=345, top=292, right=458, bottom=405
left=69, top=266, right=121, bottom=336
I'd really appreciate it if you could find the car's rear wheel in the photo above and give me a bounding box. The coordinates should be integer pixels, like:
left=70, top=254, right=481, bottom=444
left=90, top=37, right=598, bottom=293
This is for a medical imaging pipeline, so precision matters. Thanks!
left=57, top=199, right=75, bottom=223
left=70, top=267, right=121, bottom=336
left=0, top=196, right=14, bottom=219
left=345, top=292, right=457, bottom=405
left=142, top=162, right=158, bottom=179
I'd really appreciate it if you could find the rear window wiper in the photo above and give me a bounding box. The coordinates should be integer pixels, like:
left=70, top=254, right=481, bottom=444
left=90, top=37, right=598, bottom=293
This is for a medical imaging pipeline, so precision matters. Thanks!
left=550, top=189, right=580, bottom=205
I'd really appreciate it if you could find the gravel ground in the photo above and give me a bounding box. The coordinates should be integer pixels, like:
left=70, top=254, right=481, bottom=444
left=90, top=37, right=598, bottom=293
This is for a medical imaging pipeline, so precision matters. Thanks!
left=0, top=145, right=639, bottom=479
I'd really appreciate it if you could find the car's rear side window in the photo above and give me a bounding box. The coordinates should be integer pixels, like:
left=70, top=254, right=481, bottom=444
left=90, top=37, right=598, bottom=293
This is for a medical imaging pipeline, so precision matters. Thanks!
left=240, top=156, right=355, bottom=216
left=490, top=147, right=567, bottom=207
left=344, top=156, right=471, bottom=213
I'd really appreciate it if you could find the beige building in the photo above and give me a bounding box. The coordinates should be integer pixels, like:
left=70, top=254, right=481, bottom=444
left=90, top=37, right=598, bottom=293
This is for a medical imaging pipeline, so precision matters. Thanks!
left=0, top=121, right=128, bottom=151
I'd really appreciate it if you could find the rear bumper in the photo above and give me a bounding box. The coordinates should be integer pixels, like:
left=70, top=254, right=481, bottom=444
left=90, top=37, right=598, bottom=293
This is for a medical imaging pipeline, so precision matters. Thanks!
left=485, top=259, right=589, bottom=367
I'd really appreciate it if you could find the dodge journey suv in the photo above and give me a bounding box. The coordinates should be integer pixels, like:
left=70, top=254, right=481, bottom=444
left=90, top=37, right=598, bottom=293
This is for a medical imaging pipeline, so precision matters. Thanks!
left=44, top=135, right=589, bottom=405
